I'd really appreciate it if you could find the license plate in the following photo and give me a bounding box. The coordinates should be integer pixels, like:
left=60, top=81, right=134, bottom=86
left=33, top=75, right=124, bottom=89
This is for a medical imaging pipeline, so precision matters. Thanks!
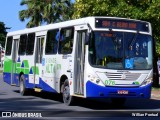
left=117, top=90, right=129, bottom=95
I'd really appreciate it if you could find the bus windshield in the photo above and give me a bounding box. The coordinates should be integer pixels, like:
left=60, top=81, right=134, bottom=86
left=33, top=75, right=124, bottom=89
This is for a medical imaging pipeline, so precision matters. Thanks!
left=89, top=31, right=153, bottom=70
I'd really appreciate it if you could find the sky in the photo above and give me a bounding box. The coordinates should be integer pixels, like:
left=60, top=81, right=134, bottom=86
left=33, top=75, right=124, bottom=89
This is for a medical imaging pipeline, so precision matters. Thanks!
left=0, top=0, right=28, bottom=32
left=0, top=0, right=75, bottom=32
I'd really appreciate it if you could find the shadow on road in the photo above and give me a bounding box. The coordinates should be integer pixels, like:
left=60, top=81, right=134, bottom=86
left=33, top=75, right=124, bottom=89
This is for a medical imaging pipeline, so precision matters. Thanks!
left=71, top=97, right=160, bottom=110
left=0, top=92, right=7, bottom=95
left=14, top=90, right=64, bottom=103
left=0, top=90, right=63, bottom=111
left=12, top=89, right=160, bottom=110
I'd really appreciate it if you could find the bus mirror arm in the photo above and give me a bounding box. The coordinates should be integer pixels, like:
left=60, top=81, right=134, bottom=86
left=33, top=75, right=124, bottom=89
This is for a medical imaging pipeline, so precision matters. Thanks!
left=87, top=23, right=92, bottom=32
left=86, top=23, right=93, bottom=45
left=85, top=33, right=90, bottom=45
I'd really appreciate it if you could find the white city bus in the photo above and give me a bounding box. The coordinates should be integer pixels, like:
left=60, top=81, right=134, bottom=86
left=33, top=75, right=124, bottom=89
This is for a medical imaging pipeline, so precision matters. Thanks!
left=3, top=17, right=153, bottom=105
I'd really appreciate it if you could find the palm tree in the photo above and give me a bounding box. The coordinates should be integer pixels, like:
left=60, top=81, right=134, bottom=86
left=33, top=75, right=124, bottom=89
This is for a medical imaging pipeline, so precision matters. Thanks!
left=42, top=0, right=57, bottom=24
left=19, top=0, right=73, bottom=27
left=19, top=0, right=44, bottom=28
left=43, top=0, right=74, bottom=24
left=59, top=0, right=74, bottom=21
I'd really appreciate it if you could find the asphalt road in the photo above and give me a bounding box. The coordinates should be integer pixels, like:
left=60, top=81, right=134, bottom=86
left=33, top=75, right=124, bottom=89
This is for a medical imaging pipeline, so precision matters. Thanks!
left=1, top=73, right=160, bottom=119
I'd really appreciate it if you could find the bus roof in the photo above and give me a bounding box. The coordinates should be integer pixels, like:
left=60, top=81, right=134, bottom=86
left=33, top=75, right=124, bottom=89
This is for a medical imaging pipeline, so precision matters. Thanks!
left=7, top=16, right=150, bottom=36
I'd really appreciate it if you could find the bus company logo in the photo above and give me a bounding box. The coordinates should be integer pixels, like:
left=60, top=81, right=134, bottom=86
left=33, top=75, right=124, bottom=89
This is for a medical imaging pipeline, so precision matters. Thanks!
left=2, top=112, right=11, bottom=117
left=121, top=73, right=126, bottom=80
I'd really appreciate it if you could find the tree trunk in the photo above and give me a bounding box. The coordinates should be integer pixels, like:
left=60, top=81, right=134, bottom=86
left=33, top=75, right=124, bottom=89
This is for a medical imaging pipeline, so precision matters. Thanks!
left=152, top=38, right=159, bottom=87
left=152, top=56, right=159, bottom=87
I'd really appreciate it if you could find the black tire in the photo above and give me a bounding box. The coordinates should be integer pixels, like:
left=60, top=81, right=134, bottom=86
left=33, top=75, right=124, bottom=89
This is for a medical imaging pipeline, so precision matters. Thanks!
left=19, top=75, right=29, bottom=96
left=62, top=79, right=74, bottom=106
left=111, top=98, right=126, bottom=106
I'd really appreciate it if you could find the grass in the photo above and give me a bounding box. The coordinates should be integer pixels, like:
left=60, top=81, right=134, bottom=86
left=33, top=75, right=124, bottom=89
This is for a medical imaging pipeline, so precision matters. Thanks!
left=152, top=87, right=160, bottom=90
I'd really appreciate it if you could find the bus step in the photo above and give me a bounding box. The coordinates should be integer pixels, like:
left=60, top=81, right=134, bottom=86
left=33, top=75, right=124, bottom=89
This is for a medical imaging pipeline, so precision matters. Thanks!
left=73, top=94, right=84, bottom=98
left=11, top=84, right=16, bottom=86
left=34, top=88, right=42, bottom=92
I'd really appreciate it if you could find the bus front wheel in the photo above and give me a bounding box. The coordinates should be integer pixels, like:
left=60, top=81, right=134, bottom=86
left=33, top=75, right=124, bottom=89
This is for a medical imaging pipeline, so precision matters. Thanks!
left=19, top=75, right=28, bottom=96
left=62, top=79, right=74, bottom=106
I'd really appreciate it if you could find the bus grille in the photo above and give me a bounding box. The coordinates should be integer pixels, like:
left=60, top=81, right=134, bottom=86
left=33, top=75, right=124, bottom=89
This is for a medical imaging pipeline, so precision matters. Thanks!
left=105, top=72, right=141, bottom=81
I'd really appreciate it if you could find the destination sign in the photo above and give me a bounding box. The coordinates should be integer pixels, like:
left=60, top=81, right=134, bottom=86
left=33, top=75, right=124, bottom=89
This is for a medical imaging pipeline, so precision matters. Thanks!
left=95, top=18, right=149, bottom=32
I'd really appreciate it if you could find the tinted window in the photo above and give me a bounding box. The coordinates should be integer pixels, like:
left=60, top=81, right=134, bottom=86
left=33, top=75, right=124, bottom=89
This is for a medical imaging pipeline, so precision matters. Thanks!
left=58, top=27, right=74, bottom=54
left=45, top=29, right=59, bottom=54
left=18, top=34, right=27, bottom=55
left=89, top=31, right=152, bottom=70
left=5, top=36, right=13, bottom=55
left=26, top=33, right=35, bottom=55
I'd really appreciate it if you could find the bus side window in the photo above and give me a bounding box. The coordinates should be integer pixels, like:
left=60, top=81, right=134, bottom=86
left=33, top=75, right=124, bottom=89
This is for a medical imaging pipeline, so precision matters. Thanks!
left=19, top=34, right=27, bottom=55
left=5, top=36, right=13, bottom=55
left=58, top=27, right=74, bottom=54
left=45, top=29, right=59, bottom=54
left=26, top=33, right=35, bottom=55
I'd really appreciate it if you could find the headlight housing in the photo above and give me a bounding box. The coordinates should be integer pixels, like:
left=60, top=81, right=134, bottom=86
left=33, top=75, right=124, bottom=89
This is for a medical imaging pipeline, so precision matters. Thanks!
left=141, top=77, right=152, bottom=87
left=88, top=74, right=101, bottom=84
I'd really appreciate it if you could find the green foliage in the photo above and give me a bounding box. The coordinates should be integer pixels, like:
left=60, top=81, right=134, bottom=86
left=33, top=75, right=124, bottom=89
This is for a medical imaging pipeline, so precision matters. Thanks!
left=73, top=0, right=160, bottom=55
left=19, top=0, right=44, bottom=27
left=19, top=0, right=73, bottom=27
left=73, top=0, right=150, bottom=19
left=143, top=0, right=160, bottom=55
left=43, top=0, right=74, bottom=23
left=0, top=22, right=7, bottom=47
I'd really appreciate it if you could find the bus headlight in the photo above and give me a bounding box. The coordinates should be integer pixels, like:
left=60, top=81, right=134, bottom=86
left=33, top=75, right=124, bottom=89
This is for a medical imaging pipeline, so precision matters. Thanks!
left=141, top=77, right=152, bottom=86
left=88, top=74, right=101, bottom=84
left=96, top=79, right=100, bottom=84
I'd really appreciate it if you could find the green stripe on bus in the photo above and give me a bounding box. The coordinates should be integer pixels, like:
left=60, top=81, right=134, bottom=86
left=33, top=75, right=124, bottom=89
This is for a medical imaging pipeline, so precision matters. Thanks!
left=4, top=59, right=12, bottom=72
left=13, top=64, right=17, bottom=73
left=21, top=68, right=25, bottom=73
left=16, top=63, right=21, bottom=67
left=17, top=68, right=21, bottom=73
left=31, top=66, right=39, bottom=75
left=23, top=60, right=29, bottom=68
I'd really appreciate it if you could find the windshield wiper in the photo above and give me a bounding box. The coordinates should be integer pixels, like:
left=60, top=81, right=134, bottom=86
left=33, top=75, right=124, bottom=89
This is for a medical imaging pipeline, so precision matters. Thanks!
left=129, top=32, right=139, bottom=50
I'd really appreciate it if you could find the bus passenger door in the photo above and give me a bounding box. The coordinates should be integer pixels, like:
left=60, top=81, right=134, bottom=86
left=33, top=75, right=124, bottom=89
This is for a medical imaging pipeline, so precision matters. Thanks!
left=11, top=39, right=19, bottom=85
left=34, top=36, right=45, bottom=87
left=74, top=27, right=88, bottom=95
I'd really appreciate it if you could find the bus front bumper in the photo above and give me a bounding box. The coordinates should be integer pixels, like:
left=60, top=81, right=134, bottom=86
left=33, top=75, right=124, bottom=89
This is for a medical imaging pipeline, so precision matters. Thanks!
left=86, top=81, right=152, bottom=98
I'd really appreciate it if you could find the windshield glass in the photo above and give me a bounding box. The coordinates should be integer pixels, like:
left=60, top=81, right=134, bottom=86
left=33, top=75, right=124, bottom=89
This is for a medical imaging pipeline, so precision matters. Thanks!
left=89, top=31, right=153, bottom=70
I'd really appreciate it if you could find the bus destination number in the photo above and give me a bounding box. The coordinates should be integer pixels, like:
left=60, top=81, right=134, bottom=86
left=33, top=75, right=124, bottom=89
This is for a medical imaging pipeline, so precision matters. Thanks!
left=105, top=80, right=115, bottom=86
left=95, top=18, right=149, bottom=32
left=102, top=21, right=137, bottom=29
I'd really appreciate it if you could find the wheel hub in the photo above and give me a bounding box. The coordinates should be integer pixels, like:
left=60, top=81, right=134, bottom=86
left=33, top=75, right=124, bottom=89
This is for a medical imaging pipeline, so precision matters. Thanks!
left=64, top=86, right=70, bottom=100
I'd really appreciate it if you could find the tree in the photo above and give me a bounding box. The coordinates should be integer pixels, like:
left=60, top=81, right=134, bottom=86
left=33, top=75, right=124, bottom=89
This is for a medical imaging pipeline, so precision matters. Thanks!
left=73, top=0, right=160, bottom=87
left=0, top=22, right=7, bottom=48
left=19, top=0, right=44, bottom=28
left=43, top=0, right=74, bottom=24
left=19, top=0, right=74, bottom=27
left=73, top=0, right=148, bottom=19
left=73, top=0, right=160, bottom=46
